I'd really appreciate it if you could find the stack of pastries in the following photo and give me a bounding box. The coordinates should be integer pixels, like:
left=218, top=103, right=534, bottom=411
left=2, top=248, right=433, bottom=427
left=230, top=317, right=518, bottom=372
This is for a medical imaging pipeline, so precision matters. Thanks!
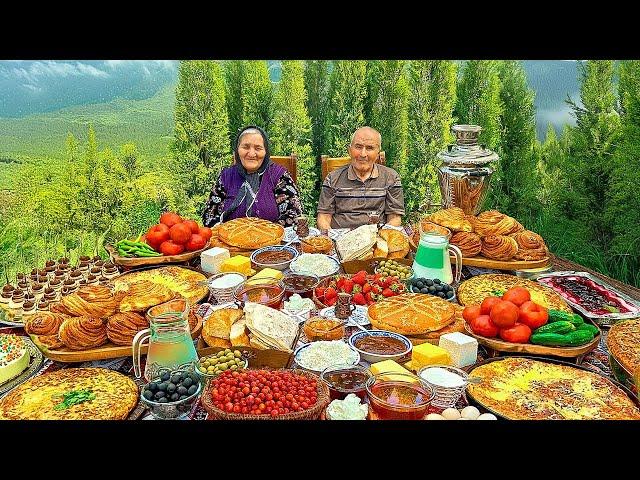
left=424, top=208, right=548, bottom=262
left=24, top=282, right=197, bottom=351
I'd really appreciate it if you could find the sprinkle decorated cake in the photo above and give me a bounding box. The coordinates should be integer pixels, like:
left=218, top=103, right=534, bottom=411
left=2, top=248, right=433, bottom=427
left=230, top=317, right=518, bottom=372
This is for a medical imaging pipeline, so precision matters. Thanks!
left=0, top=334, right=30, bottom=385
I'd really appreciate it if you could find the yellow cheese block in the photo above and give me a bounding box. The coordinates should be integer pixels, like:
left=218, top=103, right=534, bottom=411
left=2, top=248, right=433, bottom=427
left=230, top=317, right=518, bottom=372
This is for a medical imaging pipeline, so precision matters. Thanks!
left=220, top=255, right=252, bottom=276
left=411, top=343, right=450, bottom=371
left=370, top=360, right=417, bottom=383
left=251, top=268, right=284, bottom=283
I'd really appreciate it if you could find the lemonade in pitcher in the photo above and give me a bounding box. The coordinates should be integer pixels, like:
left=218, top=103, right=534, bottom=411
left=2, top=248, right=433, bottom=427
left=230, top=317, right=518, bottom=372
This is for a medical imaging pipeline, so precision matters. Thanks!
left=412, top=227, right=462, bottom=285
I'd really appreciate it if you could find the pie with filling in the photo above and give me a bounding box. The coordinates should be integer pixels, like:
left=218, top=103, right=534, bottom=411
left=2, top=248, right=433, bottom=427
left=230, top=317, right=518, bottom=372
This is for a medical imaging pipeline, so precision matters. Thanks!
left=607, top=319, right=640, bottom=376
left=0, top=367, right=139, bottom=420
left=218, top=217, right=284, bottom=250
left=467, top=357, right=640, bottom=420
left=113, top=266, right=208, bottom=304
left=457, top=274, right=571, bottom=312
left=368, top=293, right=456, bottom=335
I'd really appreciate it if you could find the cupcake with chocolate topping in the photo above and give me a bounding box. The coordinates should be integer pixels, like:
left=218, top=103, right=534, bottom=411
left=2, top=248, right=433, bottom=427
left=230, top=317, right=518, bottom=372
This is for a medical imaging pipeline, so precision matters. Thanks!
left=22, top=300, right=36, bottom=317
left=9, top=289, right=25, bottom=316
left=16, top=272, right=26, bottom=282
left=37, top=275, right=49, bottom=285
left=1, top=284, right=14, bottom=304
left=86, top=274, right=98, bottom=285
left=37, top=300, right=50, bottom=311
left=17, top=281, right=29, bottom=292
left=79, top=255, right=91, bottom=263
left=31, top=283, right=44, bottom=301
left=89, top=266, right=102, bottom=277
left=69, top=269, right=83, bottom=284
left=45, top=260, right=56, bottom=268
left=92, top=255, right=102, bottom=263
left=43, top=287, right=57, bottom=302
left=102, top=262, right=119, bottom=280
left=53, top=270, right=66, bottom=283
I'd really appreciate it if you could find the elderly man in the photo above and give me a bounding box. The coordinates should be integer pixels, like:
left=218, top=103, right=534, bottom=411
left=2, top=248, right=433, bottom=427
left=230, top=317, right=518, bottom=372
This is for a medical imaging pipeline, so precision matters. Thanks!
left=317, top=126, right=405, bottom=230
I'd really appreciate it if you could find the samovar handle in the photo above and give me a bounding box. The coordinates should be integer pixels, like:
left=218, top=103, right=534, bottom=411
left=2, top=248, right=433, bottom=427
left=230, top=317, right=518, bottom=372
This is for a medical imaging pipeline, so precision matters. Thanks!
left=132, top=328, right=151, bottom=379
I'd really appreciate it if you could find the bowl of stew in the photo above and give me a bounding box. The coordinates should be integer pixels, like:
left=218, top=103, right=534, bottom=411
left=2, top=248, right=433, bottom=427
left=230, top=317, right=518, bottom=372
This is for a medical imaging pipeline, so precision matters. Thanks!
left=250, top=245, right=299, bottom=271
left=348, top=330, right=412, bottom=364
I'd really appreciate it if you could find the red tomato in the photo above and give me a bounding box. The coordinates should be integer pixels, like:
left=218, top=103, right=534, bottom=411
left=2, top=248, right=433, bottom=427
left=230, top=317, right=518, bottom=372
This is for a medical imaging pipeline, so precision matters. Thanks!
left=470, top=314, right=499, bottom=337
left=462, top=305, right=482, bottom=323
left=518, top=301, right=549, bottom=329
left=185, top=233, right=206, bottom=251
left=159, top=240, right=185, bottom=256
left=182, top=219, right=200, bottom=234
left=480, top=296, right=502, bottom=315
left=169, top=223, right=192, bottom=245
left=198, top=226, right=213, bottom=242
left=502, top=287, right=531, bottom=307
left=489, top=300, right=520, bottom=328
left=499, top=323, right=532, bottom=343
left=145, top=224, right=170, bottom=250
left=160, top=212, right=183, bottom=227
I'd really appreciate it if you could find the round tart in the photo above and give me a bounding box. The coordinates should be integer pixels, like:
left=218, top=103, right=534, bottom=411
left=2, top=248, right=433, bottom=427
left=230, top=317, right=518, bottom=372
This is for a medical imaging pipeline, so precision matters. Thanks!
left=218, top=217, right=284, bottom=250
left=607, top=319, right=640, bottom=376
left=368, top=293, right=456, bottom=335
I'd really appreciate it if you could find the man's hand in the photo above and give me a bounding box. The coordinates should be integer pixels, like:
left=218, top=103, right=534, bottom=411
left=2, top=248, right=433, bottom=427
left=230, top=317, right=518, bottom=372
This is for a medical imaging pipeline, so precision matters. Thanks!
left=317, top=213, right=333, bottom=230
left=386, top=213, right=402, bottom=227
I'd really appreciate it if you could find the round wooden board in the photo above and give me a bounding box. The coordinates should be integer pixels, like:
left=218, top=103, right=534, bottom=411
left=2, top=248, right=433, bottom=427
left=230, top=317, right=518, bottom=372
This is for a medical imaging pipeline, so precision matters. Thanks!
left=450, top=254, right=551, bottom=270
left=105, top=241, right=212, bottom=268
left=31, top=316, right=203, bottom=363
left=463, top=321, right=601, bottom=358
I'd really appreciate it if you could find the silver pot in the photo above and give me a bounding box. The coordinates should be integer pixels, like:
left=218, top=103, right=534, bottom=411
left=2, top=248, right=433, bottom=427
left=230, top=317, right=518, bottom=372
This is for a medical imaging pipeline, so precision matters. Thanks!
left=437, top=125, right=498, bottom=216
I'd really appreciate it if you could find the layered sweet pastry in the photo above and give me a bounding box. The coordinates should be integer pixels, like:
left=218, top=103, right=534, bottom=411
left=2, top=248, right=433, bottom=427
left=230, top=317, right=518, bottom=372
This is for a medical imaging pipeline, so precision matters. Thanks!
left=0, top=334, right=30, bottom=385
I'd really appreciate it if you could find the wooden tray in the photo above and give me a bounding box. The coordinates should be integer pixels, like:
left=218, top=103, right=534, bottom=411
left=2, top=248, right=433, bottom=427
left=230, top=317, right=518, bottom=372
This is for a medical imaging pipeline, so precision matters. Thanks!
left=463, top=320, right=601, bottom=360
left=450, top=254, right=551, bottom=270
left=31, top=316, right=203, bottom=363
left=105, top=240, right=211, bottom=267
left=341, top=258, right=412, bottom=275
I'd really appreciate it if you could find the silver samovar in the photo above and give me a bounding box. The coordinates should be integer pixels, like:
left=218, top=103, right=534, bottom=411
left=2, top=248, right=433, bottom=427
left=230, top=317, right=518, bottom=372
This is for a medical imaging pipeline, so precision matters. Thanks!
left=436, top=124, right=498, bottom=216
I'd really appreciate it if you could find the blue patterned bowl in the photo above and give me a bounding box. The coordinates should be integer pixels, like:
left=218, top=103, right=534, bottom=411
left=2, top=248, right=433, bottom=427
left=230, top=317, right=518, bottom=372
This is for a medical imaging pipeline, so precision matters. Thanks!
left=348, top=329, right=412, bottom=363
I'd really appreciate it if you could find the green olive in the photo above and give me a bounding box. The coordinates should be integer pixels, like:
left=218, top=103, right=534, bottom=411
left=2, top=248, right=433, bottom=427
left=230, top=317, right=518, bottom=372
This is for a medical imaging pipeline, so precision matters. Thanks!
left=199, top=366, right=207, bottom=373
left=234, top=351, right=241, bottom=358
left=216, top=351, right=225, bottom=357
left=230, top=365, right=238, bottom=370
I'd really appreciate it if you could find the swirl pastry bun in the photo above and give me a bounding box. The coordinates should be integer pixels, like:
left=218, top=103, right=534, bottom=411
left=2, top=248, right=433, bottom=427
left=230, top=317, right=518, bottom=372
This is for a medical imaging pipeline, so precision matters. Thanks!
left=481, top=235, right=519, bottom=261
left=474, top=210, right=524, bottom=237
left=427, top=207, right=473, bottom=233
left=511, top=230, right=549, bottom=261
left=54, top=285, right=118, bottom=318
left=24, top=311, right=68, bottom=336
left=450, top=232, right=482, bottom=257
left=59, top=316, right=108, bottom=350
left=106, top=312, right=149, bottom=346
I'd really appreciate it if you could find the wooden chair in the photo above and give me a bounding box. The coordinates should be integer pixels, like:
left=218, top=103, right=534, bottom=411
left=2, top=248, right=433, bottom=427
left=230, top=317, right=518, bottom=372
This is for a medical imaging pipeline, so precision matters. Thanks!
left=231, top=154, right=298, bottom=183
left=321, top=151, right=386, bottom=180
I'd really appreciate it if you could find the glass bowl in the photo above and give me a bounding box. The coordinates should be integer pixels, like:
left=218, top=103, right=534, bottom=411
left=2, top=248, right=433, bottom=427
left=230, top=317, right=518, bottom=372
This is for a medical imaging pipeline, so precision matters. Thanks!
left=282, top=272, right=320, bottom=298
left=250, top=245, right=299, bottom=271
left=195, top=351, right=249, bottom=384
left=139, top=368, right=202, bottom=420
left=303, top=316, right=346, bottom=342
left=233, top=277, right=285, bottom=309
left=348, top=329, right=412, bottom=363
left=320, top=364, right=372, bottom=401
left=365, top=371, right=435, bottom=420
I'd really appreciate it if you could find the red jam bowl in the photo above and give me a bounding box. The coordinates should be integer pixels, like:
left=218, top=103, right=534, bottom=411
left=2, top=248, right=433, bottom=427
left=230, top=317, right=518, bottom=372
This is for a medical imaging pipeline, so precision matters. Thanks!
left=365, top=372, right=434, bottom=420
left=321, top=365, right=372, bottom=401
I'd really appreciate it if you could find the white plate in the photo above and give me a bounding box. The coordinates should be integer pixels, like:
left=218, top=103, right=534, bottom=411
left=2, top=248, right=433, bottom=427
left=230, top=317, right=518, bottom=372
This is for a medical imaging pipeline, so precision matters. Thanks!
left=319, top=305, right=370, bottom=326
left=283, top=226, right=321, bottom=243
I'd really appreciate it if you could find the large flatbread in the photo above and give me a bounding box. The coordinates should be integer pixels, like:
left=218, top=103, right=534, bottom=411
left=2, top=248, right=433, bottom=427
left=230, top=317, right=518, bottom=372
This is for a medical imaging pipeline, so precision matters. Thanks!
left=336, top=224, right=378, bottom=262
left=244, top=303, right=299, bottom=352
left=457, top=274, right=571, bottom=312
left=218, top=217, right=284, bottom=250
left=368, top=293, right=456, bottom=335
left=113, top=266, right=208, bottom=304
left=0, top=368, right=138, bottom=420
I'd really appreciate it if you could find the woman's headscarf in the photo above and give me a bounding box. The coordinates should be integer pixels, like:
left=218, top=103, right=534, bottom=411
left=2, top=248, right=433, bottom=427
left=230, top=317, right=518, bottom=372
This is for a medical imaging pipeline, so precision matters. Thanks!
left=222, top=125, right=272, bottom=221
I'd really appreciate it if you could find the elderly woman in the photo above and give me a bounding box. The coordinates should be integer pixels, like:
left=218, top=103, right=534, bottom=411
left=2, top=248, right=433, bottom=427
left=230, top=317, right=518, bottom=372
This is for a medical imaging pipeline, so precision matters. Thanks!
left=202, top=126, right=303, bottom=227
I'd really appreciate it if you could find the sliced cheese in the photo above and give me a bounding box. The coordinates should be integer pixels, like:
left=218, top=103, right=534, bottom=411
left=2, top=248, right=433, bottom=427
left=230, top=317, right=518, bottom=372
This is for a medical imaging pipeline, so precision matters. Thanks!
left=250, top=267, right=284, bottom=282
left=370, top=360, right=417, bottom=382
left=411, top=343, right=451, bottom=371
left=220, top=255, right=252, bottom=276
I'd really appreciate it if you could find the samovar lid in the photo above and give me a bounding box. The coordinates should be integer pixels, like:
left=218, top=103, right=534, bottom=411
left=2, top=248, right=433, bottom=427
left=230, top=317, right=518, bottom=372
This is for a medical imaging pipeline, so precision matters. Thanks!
left=437, top=124, right=499, bottom=165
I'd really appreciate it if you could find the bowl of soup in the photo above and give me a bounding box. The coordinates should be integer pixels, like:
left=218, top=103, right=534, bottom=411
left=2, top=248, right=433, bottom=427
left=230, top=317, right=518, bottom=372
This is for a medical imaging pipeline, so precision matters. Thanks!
left=348, top=330, right=412, bottom=363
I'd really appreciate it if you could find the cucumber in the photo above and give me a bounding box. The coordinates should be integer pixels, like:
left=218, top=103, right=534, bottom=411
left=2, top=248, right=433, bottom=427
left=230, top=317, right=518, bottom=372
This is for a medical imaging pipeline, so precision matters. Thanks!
left=561, top=329, right=595, bottom=346
left=530, top=332, right=570, bottom=346
left=533, top=321, right=576, bottom=335
left=548, top=310, right=584, bottom=326
left=576, top=323, right=599, bottom=336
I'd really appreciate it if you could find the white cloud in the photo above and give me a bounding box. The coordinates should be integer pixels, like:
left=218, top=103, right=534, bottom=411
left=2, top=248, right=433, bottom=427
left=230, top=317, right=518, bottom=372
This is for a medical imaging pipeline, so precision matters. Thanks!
left=103, top=60, right=177, bottom=71
left=21, top=83, right=42, bottom=93
left=10, top=61, right=110, bottom=86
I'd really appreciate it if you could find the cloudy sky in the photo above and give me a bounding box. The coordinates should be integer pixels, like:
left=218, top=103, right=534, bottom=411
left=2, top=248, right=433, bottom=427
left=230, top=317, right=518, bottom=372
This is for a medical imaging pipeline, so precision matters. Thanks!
left=0, top=60, right=179, bottom=117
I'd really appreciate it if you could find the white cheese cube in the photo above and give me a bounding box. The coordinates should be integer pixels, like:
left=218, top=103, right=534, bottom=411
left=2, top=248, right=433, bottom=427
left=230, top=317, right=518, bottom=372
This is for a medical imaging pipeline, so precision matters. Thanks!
left=438, top=332, right=478, bottom=368
left=200, top=247, right=230, bottom=274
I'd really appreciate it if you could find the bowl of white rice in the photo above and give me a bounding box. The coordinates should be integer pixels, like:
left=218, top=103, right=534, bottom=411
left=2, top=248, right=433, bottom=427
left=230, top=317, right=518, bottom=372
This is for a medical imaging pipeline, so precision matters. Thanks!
left=294, top=340, right=360, bottom=373
left=289, top=254, right=340, bottom=279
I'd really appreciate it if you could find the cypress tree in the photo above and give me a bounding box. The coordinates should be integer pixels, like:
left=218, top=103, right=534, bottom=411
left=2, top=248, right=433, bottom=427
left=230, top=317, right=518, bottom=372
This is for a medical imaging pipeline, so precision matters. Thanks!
left=488, top=60, right=539, bottom=219
left=405, top=60, right=457, bottom=215
left=365, top=60, right=409, bottom=176
left=456, top=60, right=503, bottom=150
left=323, top=61, right=367, bottom=157
left=171, top=60, right=231, bottom=209
left=270, top=61, right=317, bottom=217
left=223, top=61, right=244, bottom=146
left=304, top=60, right=330, bottom=159
left=241, top=60, right=273, bottom=130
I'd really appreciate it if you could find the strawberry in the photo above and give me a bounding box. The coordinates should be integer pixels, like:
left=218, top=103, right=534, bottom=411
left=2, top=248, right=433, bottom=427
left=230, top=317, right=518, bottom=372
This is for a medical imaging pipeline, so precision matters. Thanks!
left=353, top=293, right=366, bottom=305
left=352, top=284, right=362, bottom=294
left=315, top=287, right=325, bottom=299
left=382, top=288, right=395, bottom=297
left=325, top=287, right=337, bottom=301
left=336, top=277, right=345, bottom=290
left=342, top=279, right=354, bottom=294
left=352, top=271, right=367, bottom=286
left=325, top=296, right=337, bottom=306
left=365, top=291, right=375, bottom=303
left=362, top=283, right=372, bottom=294
left=371, top=284, right=382, bottom=295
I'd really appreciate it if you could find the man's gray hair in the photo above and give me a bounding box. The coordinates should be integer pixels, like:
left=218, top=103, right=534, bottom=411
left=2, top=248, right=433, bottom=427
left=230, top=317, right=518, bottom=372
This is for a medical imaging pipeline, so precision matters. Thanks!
left=350, top=127, right=382, bottom=148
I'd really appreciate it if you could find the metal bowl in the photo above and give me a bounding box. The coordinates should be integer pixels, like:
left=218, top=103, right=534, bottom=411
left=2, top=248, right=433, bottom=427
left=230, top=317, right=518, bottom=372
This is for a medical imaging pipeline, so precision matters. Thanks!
left=139, top=369, right=202, bottom=420
left=250, top=245, right=299, bottom=271
left=348, top=329, right=412, bottom=363
left=195, top=353, right=249, bottom=384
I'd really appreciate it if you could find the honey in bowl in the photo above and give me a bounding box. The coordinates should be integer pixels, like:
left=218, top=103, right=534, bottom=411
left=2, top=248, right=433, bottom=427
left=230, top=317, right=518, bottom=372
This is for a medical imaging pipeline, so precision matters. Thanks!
left=321, top=365, right=372, bottom=401
left=303, top=317, right=345, bottom=342
left=366, top=374, right=434, bottom=420
left=234, top=278, right=285, bottom=309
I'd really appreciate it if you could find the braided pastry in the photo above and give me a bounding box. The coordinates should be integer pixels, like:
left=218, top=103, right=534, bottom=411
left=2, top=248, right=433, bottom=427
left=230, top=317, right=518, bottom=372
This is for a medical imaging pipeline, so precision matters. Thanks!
left=450, top=232, right=482, bottom=257
left=481, top=235, right=519, bottom=261
left=59, top=316, right=108, bottom=350
left=426, top=208, right=473, bottom=232
left=107, top=312, right=149, bottom=346
left=474, top=210, right=524, bottom=237
left=24, top=311, right=68, bottom=335
left=35, top=334, right=65, bottom=350
left=57, top=285, right=118, bottom=318
left=511, top=230, right=549, bottom=261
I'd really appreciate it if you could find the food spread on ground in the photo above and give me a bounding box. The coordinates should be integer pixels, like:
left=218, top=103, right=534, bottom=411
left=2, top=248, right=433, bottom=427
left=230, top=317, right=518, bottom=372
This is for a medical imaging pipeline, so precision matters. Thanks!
left=467, top=357, right=640, bottom=420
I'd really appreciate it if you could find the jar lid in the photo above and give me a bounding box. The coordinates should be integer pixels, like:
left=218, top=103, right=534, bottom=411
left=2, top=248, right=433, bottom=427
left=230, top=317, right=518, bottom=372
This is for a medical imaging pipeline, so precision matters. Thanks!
left=437, top=124, right=499, bottom=166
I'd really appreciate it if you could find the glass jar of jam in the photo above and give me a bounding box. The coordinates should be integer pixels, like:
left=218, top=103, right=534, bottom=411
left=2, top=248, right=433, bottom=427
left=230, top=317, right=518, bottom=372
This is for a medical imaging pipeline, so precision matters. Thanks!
left=320, top=365, right=372, bottom=401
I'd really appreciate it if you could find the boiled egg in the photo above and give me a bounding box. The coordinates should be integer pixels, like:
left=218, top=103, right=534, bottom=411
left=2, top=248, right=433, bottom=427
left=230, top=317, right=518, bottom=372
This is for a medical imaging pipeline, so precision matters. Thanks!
left=477, top=413, right=498, bottom=420
left=441, top=408, right=461, bottom=420
left=460, top=406, right=480, bottom=420
left=425, top=413, right=445, bottom=420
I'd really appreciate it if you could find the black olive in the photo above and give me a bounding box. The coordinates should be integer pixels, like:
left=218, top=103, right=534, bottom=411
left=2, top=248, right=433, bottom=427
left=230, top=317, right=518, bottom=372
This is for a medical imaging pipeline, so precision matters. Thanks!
left=428, top=286, right=436, bottom=293
left=157, top=397, right=168, bottom=403
left=148, top=382, right=158, bottom=392
left=167, top=383, right=177, bottom=393
left=157, top=383, right=168, bottom=392
left=421, top=287, right=430, bottom=294
left=177, top=386, right=188, bottom=395
left=187, top=385, right=197, bottom=395
left=170, top=392, right=180, bottom=401
left=161, top=372, right=170, bottom=382
left=437, top=292, right=446, bottom=298
left=183, top=377, right=193, bottom=388
left=446, top=291, right=454, bottom=299
left=143, top=390, right=154, bottom=400
left=425, top=279, right=434, bottom=286
left=179, top=395, right=188, bottom=401
left=416, top=281, right=424, bottom=289
left=170, top=374, right=182, bottom=384
left=155, top=391, right=166, bottom=399
left=433, top=278, right=441, bottom=284
left=435, top=285, right=443, bottom=292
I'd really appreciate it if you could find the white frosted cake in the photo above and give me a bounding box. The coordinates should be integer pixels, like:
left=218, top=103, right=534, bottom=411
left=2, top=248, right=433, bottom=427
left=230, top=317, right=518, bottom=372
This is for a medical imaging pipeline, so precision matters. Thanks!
left=0, top=334, right=30, bottom=385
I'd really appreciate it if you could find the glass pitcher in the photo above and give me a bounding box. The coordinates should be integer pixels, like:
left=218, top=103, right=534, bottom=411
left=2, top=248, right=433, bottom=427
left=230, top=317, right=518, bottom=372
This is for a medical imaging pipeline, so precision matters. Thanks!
left=132, top=298, right=198, bottom=382
left=412, top=225, right=462, bottom=285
